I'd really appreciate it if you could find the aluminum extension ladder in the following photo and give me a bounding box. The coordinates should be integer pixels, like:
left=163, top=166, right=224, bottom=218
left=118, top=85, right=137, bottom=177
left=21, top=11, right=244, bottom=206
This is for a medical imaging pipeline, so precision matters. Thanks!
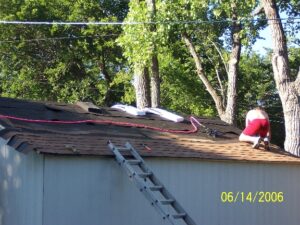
left=107, top=141, right=198, bottom=225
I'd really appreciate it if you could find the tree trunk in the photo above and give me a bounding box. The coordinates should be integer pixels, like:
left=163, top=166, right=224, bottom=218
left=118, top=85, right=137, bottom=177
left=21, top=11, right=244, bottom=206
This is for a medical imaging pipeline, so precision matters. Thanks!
left=150, top=56, right=160, bottom=107
left=262, top=0, right=300, bottom=155
left=98, top=53, right=111, bottom=84
left=182, top=33, right=226, bottom=119
left=183, top=7, right=241, bottom=126
left=225, top=2, right=241, bottom=125
left=146, top=0, right=160, bottom=107
left=99, top=54, right=113, bottom=105
left=134, top=65, right=151, bottom=109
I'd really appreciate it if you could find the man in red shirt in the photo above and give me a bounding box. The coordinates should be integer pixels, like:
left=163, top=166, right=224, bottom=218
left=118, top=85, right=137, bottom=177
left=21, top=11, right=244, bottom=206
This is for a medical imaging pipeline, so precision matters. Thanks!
left=239, top=107, right=271, bottom=150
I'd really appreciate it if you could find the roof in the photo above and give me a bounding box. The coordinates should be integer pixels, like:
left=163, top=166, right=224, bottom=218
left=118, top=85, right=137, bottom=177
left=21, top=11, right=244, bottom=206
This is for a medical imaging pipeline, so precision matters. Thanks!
left=0, top=97, right=299, bottom=164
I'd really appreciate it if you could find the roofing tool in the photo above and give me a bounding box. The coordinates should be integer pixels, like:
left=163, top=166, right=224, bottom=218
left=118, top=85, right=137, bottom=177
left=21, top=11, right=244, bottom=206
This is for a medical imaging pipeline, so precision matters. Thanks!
left=107, top=141, right=198, bottom=225
left=142, top=143, right=152, bottom=151
left=191, top=116, right=223, bottom=138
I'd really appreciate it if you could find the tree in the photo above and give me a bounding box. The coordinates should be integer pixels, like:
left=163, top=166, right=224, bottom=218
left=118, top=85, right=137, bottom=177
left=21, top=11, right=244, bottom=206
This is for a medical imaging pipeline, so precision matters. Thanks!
left=159, top=48, right=216, bottom=116
left=118, top=0, right=162, bottom=109
left=118, top=0, right=151, bottom=108
left=134, top=65, right=151, bottom=108
left=171, top=0, right=259, bottom=125
left=0, top=0, right=129, bottom=105
left=146, top=0, right=160, bottom=107
left=237, top=52, right=285, bottom=147
left=261, top=0, right=300, bottom=155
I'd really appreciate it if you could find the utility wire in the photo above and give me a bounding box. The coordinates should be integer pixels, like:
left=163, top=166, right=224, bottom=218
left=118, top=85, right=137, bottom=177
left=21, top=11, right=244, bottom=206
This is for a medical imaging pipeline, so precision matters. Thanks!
left=0, top=34, right=119, bottom=43
left=0, top=18, right=298, bottom=43
left=0, top=17, right=299, bottom=26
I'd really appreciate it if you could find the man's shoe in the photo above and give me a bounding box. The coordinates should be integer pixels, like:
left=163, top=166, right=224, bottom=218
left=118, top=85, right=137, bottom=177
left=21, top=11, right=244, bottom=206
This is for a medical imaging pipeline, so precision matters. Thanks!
left=264, top=138, right=270, bottom=150
left=252, top=137, right=262, bottom=149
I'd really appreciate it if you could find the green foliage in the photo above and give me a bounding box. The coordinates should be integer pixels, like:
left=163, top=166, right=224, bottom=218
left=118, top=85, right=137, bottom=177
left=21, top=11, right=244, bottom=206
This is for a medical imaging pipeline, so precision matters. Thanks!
left=238, top=53, right=274, bottom=111
left=0, top=0, right=128, bottom=105
left=0, top=0, right=298, bottom=134
left=117, top=0, right=159, bottom=67
left=237, top=52, right=285, bottom=146
left=238, top=47, right=300, bottom=114
left=110, top=70, right=135, bottom=104
left=279, top=0, right=300, bottom=44
left=159, top=47, right=216, bottom=116
left=288, top=47, right=300, bottom=79
left=211, top=0, right=266, bottom=49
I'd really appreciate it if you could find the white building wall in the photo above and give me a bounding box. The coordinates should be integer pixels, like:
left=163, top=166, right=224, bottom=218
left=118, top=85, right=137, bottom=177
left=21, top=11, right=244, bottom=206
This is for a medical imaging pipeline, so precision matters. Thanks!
left=43, top=156, right=166, bottom=225
left=43, top=156, right=300, bottom=225
left=149, top=159, right=300, bottom=225
left=0, top=138, right=44, bottom=225
left=1, top=138, right=300, bottom=225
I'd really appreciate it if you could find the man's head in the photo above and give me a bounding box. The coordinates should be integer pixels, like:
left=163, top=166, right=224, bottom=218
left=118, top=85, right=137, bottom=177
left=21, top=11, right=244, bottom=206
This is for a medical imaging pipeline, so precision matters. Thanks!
left=254, top=106, right=264, bottom=111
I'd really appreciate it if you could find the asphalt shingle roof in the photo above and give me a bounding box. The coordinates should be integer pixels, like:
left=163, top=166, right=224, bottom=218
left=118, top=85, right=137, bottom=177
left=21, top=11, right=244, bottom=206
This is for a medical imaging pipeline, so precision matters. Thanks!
left=0, top=97, right=298, bottom=164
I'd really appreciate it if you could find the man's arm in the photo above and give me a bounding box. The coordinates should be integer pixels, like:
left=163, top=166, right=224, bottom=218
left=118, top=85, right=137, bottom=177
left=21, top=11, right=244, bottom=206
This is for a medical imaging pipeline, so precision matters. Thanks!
left=266, top=114, right=271, bottom=141
left=268, top=122, right=271, bottom=141
left=245, top=110, right=252, bottom=127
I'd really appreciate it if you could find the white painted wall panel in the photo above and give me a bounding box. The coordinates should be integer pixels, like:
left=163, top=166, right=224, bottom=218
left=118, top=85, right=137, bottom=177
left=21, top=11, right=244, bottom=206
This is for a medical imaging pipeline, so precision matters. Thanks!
left=1, top=140, right=300, bottom=225
left=43, top=155, right=300, bottom=225
left=43, top=156, right=167, bottom=225
left=148, top=159, right=300, bottom=225
left=0, top=138, right=43, bottom=225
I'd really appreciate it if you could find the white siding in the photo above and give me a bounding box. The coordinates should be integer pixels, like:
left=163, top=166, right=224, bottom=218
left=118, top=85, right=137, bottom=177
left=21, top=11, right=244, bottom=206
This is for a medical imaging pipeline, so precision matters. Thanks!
left=148, top=159, right=300, bottom=225
left=43, top=156, right=300, bottom=225
left=43, top=156, right=165, bottom=225
left=0, top=139, right=44, bottom=225
left=1, top=140, right=300, bottom=225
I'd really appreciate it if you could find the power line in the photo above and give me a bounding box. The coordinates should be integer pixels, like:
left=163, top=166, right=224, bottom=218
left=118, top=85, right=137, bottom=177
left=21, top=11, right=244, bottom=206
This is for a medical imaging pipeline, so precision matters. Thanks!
left=0, top=18, right=298, bottom=43
left=0, top=17, right=299, bottom=26
left=0, top=20, right=125, bottom=26
left=0, top=34, right=119, bottom=43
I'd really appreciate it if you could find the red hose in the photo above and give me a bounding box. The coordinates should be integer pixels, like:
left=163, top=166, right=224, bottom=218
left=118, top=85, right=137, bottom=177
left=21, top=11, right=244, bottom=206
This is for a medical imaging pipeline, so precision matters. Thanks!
left=0, top=114, right=200, bottom=134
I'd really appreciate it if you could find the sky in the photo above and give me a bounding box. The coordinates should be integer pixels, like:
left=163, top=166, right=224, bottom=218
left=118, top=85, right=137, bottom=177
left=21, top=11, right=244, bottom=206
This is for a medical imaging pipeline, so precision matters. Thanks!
left=252, top=26, right=300, bottom=55
left=252, top=12, right=300, bottom=55
left=252, top=26, right=273, bottom=55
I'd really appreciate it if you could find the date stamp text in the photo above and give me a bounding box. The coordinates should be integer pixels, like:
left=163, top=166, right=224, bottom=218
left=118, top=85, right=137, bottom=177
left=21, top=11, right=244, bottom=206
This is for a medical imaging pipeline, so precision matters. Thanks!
left=220, top=191, right=284, bottom=203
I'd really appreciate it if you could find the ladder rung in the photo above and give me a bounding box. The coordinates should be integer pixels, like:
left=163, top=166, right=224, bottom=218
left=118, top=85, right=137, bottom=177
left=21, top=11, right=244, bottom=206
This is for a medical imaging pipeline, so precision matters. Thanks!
left=149, top=185, right=163, bottom=191
left=172, top=213, right=186, bottom=219
left=160, top=199, right=175, bottom=205
left=116, top=147, right=131, bottom=151
left=126, top=159, right=142, bottom=165
left=138, top=172, right=152, bottom=178
left=108, top=141, right=197, bottom=225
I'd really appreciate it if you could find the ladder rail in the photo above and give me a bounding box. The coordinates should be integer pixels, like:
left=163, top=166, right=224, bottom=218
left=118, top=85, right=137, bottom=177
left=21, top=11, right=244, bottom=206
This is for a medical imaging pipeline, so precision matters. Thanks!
left=108, top=141, right=198, bottom=225
left=148, top=168, right=197, bottom=225
left=108, top=142, right=177, bottom=224
left=125, top=142, right=198, bottom=225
